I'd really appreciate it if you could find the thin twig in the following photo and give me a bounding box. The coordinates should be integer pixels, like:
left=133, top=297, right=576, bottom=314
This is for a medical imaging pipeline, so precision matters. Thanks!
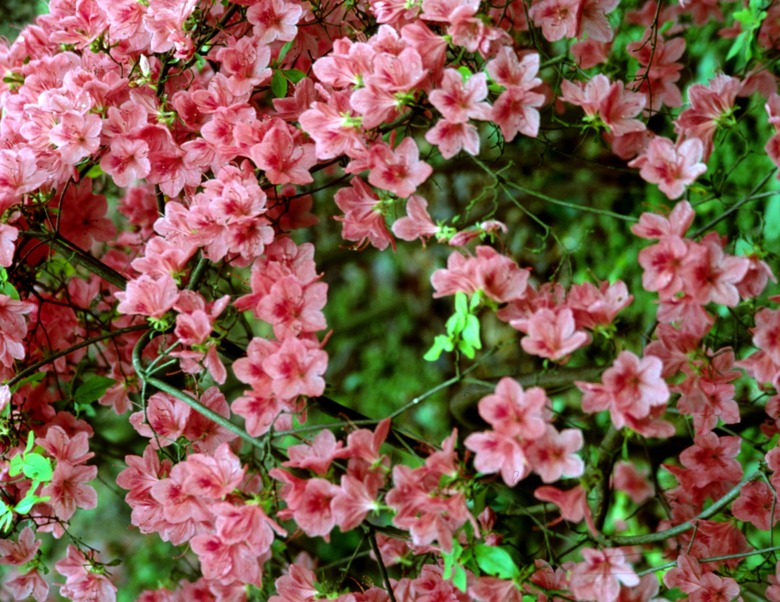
left=7, top=324, right=147, bottom=387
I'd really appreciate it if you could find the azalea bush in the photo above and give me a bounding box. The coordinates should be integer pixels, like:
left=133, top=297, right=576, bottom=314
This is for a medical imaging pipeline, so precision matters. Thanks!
left=1, top=0, right=780, bottom=600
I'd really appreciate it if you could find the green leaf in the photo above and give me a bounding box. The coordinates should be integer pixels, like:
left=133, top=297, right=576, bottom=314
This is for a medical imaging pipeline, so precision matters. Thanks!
left=442, top=540, right=463, bottom=580
left=726, top=31, right=749, bottom=61
left=456, top=66, right=472, bottom=81
left=8, top=454, right=23, bottom=477
left=85, top=163, right=105, bottom=179
left=452, top=563, right=468, bottom=592
left=283, top=69, right=306, bottom=84
left=271, top=70, right=288, bottom=98
left=0, top=501, right=12, bottom=532
left=475, top=544, right=521, bottom=579
left=25, top=430, right=35, bottom=453
left=10, top=371, right=46, bottom=393
left=446, top=311, right=466, bottom=336
left=277, top=40, right=294, bottom=63
left=454, top=292, right=468, bottom=316
left=424, top=335, right=454, bottom=361
left=14, top=490, right=49, bottom=514
left=21, top=453, right=53, bottom=482
left=0, top=279, right=19, bottom=300
left=461, top=315, right=481, bottom=350
left=74, top=376, right=116, bottom=406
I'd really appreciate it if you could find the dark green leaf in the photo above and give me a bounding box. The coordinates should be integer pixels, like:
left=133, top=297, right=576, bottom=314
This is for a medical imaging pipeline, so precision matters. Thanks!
left=283, top=69, right=306, bottom=84
left=10, top=371, right=46, bottom=392
left=271, top=70, right=288, bottom=98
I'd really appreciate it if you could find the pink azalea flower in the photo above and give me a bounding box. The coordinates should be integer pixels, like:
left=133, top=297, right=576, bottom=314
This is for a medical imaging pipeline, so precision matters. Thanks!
left=519, top=307, right=590, bottom=361
left=100, top=137, right=151, bottom=188
left=429, top=69, right=492, bottom=123
left=525, top=425, right=585, bottom=483
left=367, top=137, right=432, bottom=198
left=679, top=432, right=743, bottom=487
left=680, top=234, right=750, bottom=307
left=181, top=443, right=246, bottom=499
left=476, top=377, right=548, bottom=439
left=632, top=200, right=696, bottom=240
left=432, top=246, right=530, bottom=303
left=41, top=462, right=98, bottom=521
left=0, top=527, right=41, bottom=565
left=577, top=351, right=669, bottom=429
left=569, top=547, right=639, bottom=602
left=529, top=0, right=580, bottom=41
left=425, top=119, right=482, bottom=158
left=334, top=176, right=395, bottom=250
left=56, top=545, right=118, bottom=602
left=534, top=484, right=589, bottom=523
left=247, top=0, right=303, bottom=44
left=49, top=111, right=102, bottom=165
left=561, top=74, right=646, bottom=136
left=0, top=223, right=18, bottom=267
left=391, top=195, right=440, bottom=242
left=629, top=136, right=707, bottom=199
left=731, top=480, right=778, bottom=531
left=283, top=429, right=348, bottom=476
left=612, top=461, right=655, bottom=504
left=6, top=569, right=49, bottom=602
left=675, top=74, right=741, bottom=159
left=115, top=274, right=179, bottom=319
left=250, top=121, right=317, bottom=185
left=262, top=336, right=328, bottom=400
left=215, top=35, right=272, bottom=96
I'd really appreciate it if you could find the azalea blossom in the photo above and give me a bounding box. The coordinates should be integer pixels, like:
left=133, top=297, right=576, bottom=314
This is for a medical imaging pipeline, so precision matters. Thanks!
left=628, top=136, right=707, bottom=199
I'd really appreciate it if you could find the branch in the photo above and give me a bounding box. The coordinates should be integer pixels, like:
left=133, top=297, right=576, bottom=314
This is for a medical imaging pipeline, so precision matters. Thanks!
left=26, top=231, right=128, bottom=290
left=692, top=169, right=778, bottom=237
left=605, top=469, right=760, bottom=546
left=591, top=425, right=621, bottom=532
left=637, top=545, right=780, bottom=577
left=366, top=526, right=398, bottom=602
left=470, top=156, right=638, bottom=222
left=7, top=324, right=148, bottom=387
left=145, top=376, right=264, bottom=452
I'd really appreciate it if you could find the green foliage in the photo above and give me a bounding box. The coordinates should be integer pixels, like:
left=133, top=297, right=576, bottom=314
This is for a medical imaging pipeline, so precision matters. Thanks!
left=474, top=544, right=521, bottom=579
left=728, top=0, right=768, bottom=63
left=0, top=267, right=20, bottom=300
left=2, top=432, right=53, bottom=531
left=425, top=291, right=483, bottom=361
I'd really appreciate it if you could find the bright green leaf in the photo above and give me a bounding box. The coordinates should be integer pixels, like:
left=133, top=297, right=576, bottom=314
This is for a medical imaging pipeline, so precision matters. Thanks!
left=25, top=430, right=35, bottom=453
left=8, top=454, right=23, bottom=477
left=21, top=453, right=53, bottom=482
left=14, top=490, right=49, bottom=514
left=74, top=376, right=116, bottom=406
left=475, top=544, right=521, bottom=579
left=456, top=66, right=472, bottom=81
left=424, top=335, right=454, bottom=361
left=277, top=40, right=294, bottom=63
left=85, top=163, right=105, bottom=179
left=454, top=292, right=468, bottom=315
left=0, top=501, right=12, bottom=532
left=453, top=564, right=467, bottom=592
left=0, top=280, right=19, bottom=300
left=461, top=314, right=481, bottom=350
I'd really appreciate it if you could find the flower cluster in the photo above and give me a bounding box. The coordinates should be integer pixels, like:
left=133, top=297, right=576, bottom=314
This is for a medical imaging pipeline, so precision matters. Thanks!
left=0, top=0, right=778, bottom=600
